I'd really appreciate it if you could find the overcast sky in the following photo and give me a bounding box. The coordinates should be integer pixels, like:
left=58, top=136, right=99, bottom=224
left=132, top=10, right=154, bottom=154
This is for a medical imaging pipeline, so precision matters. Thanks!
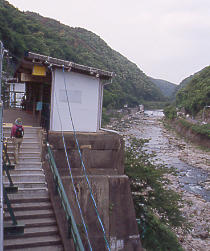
left=8, top=0, right=210, bottom=84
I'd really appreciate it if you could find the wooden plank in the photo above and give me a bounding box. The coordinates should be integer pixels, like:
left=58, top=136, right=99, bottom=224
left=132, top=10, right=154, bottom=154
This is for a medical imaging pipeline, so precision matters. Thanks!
left=20, top=73, right=50, bottom=83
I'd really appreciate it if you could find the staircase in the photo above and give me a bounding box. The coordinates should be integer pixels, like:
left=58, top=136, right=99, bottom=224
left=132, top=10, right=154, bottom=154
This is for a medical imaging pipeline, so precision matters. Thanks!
left=3, top=126, right=64, bottom=251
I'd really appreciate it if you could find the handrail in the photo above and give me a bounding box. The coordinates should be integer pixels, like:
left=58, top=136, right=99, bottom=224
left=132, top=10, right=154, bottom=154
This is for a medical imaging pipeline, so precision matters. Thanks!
left=3, top=139, right=15, bottom=188
left=2, top=138, right=18, bottom=224
left=3, top=139, right=11, bottom=166
left=3, top=186, right=17, bottom=225
left=46, top=143, right=85, bottom=251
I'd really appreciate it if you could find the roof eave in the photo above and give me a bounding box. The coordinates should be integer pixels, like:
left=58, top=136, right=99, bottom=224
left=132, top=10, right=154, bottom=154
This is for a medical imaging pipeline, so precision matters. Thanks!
left=25, top=52, right=114, bottom=80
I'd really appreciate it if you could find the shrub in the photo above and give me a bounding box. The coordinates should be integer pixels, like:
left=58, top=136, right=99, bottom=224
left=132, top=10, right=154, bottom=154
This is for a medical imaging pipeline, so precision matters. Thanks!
left=178, top=119, right=210, bottom=139
left=125, top=137, right=186, bottom=250
left=164, top=105, right=177, bottom=120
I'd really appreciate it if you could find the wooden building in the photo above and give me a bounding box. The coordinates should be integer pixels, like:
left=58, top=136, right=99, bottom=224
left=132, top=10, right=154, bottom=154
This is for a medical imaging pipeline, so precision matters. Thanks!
left=15, top=52, right=113, bottom=132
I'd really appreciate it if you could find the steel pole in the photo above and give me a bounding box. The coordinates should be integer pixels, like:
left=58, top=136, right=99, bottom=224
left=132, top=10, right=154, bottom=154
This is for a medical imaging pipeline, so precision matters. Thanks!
left=0, top=40, right=4, bottom=251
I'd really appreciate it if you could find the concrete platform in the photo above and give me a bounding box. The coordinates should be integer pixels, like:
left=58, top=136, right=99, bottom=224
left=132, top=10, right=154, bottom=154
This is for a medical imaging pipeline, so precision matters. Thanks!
left=45, top=130, right=142, bottom=250
left=3, top=108, right=39, bottom=127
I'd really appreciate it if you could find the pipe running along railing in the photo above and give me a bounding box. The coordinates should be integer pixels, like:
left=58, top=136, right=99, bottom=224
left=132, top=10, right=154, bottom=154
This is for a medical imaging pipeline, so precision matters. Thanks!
left=46, top=142, right=85, bottom=251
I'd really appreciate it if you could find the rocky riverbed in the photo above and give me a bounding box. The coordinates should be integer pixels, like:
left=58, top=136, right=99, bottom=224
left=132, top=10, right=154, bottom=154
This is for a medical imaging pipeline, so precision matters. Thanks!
left=105, top=110, right=210, bottom=251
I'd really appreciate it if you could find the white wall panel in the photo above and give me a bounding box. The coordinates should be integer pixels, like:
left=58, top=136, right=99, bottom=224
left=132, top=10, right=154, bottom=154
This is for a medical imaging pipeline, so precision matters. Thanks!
left=50, top=69, right=100, bottom=132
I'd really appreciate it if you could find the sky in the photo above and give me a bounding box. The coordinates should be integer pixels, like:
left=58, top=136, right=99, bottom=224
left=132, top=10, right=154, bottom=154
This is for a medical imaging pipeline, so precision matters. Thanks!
left=8, top=0, right=210, bottom=84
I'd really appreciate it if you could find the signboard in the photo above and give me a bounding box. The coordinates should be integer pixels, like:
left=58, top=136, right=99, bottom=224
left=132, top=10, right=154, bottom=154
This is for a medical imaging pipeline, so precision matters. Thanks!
left=32, top=65, right=46, bottom=76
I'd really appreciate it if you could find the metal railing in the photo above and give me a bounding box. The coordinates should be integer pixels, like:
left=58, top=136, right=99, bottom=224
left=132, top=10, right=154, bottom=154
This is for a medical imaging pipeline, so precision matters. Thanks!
left=47, top=143, right=85, bottom=251
left=3, top=186, right=17, bottom=225
left=3, top=138, right=24, bottom=236
left=3, top=139, right=17, bottom=193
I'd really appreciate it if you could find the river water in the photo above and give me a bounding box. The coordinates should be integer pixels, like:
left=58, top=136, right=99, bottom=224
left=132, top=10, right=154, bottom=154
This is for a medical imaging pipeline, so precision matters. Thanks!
left=109, top=110, right=210, bottom=201
left=133, top=110, right=209, bottom=202
left=107, top=109, right=210, bottom=250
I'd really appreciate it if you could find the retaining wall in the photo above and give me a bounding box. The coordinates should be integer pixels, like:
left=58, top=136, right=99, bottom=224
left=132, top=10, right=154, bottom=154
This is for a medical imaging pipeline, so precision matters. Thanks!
left=43, top=130, right=142, bottom=251
left=172, top=120, right=210, bottom=148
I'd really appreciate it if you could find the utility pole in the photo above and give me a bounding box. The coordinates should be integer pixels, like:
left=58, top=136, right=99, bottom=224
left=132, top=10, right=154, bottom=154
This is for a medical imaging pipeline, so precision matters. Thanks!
left=0, top=40, right=4, bottom=251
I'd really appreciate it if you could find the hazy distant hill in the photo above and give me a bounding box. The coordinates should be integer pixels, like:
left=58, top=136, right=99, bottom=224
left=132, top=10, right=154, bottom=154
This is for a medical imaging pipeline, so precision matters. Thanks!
left=176, top=66, right=210, bottom=115
left=149, top=77, right=176, bottom=99
left=0, top=0, right=166, bottom=108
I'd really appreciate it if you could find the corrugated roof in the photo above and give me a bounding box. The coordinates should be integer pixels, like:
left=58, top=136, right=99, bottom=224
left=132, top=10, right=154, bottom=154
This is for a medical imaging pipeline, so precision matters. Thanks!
left=23, top=52, right=114, bottom=80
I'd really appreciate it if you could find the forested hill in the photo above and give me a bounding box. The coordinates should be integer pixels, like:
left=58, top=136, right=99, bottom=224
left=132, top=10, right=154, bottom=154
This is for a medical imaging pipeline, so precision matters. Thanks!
left=149, top=77, right=176, bottom=99
left=172, top=73, right=198, bottom=100
left=176, top=66, right=210, bottom=115
left=0, top=0, right=166, bottom=108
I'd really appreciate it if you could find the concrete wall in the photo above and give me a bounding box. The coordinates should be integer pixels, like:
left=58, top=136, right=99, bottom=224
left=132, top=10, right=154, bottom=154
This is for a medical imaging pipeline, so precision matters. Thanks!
left=50, top=69, right=103, bottom=132
left=44, top=130, right=142, bottom=251
left=172, top=120, right=210, bottom=148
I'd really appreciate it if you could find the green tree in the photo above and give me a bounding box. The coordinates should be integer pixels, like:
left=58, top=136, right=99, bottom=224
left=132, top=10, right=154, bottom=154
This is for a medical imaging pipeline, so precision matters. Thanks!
left=163, top=105, right=177, bottom=120
left=125, top=137, right=186, bottom=251
left=176, top=66, right=210, bottom=116
left=0, top=0, right=167, bottom=109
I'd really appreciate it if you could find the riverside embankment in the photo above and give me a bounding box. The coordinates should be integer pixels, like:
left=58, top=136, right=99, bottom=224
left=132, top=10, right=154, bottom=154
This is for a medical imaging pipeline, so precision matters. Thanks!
left=105, top=110, right=210, bottom=251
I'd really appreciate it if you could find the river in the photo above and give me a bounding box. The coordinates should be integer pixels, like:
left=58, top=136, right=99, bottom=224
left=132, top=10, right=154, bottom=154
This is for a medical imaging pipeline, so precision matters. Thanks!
left=130, top=110, right=209, bottom=202
left=106, top=109, right=210, bottom=251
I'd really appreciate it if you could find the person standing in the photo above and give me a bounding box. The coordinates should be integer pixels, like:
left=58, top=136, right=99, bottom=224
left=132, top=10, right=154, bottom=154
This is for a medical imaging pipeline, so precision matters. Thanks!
left=11, top=118, right=24, bottom=164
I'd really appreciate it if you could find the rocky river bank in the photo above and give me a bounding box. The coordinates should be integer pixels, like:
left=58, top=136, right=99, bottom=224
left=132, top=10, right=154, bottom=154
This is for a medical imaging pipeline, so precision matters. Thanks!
left=105, top=110, right=210, bottom=251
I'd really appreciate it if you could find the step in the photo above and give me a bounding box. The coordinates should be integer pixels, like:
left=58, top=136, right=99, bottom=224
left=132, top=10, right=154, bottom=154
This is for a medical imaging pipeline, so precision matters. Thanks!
left=4, top=136, right=40, bottom=142
left=4, top=174, right=45, bottom=183
left=4, top=223, right=25, bottom=237
left=4, top=216, right=57, bottom=228
left=7, top=188, right=48, bottom=197
left=7, top=194, right=50, bottom=204
left=19, top=245, right=64, bottom=251
left=4, top=137, right=39, bottom=143
left=4, top=201, right=52, bottom=211
left=10, top=157, right=42, bottom=163
left=3, top=127, right=42, bottom=134
left=4, top=133, right=39, bottom=139
left=4, top=130, right=39, bottom=134
left=7, top=145, right=40, bottom=151
left=4, top=234, right=62, bottom=250
left=7, top=142, right=41, bottom=148
left=8, top=190, right=49, bottom=200
left=5, top=126, right=42, bottom=129
left=4, top=209, right=54, bottom=220
left=4, top=185, right=18, bottom=194
left=5, top=225, right=59, bottom=239
left=15, top=162, right=42, bottom=168
left=17, top=187, right=48, bottom=192
left=10, top=169, right=44, bottom=175
left=3, top=181, right=47, bottom=189
left=22, top=137, right=40, bottom=143
left=7, top=152, right=41, bottom=158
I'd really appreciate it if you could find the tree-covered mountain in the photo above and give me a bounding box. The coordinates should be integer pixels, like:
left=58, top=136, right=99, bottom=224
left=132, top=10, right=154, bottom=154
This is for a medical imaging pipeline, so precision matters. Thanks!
left=0, top=0, right=166, bottom=108
left=172, top=69, right=203, bottom=100
left=149, top=77, right=176, bottom=99
left=176, top=66, right=210, bottom=115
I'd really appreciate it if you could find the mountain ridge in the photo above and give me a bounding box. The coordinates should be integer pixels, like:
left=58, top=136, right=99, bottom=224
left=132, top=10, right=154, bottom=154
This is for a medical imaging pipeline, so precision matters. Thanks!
left=176, top=66, right=210, bottom=115
left=149, top=77, right=176, bottom=99
left=0, top=0, right=166, bottom=108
